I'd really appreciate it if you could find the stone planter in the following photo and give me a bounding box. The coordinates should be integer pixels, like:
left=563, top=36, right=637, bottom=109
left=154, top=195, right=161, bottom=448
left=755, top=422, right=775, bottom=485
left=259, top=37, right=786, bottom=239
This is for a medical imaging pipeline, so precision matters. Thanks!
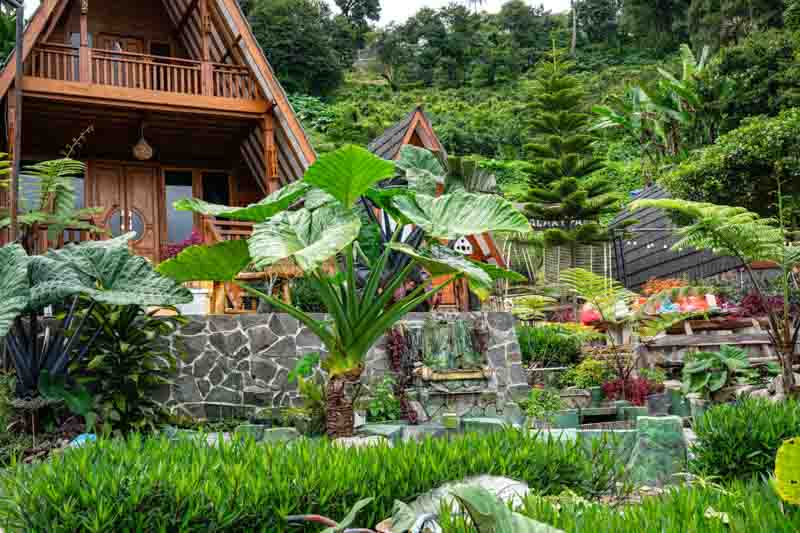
left=688, top=395, right=710, bottom=420
left=560, top=389, right=592, bottom=409
left=646, top=392, right=672, bottom=416
left=527, top=409, right=579, bottom=430
left=668, top=389, right=691, bottom=417
left=589, top=386, right=604, bottom=406
left=553, top=409, right=580, bottom=428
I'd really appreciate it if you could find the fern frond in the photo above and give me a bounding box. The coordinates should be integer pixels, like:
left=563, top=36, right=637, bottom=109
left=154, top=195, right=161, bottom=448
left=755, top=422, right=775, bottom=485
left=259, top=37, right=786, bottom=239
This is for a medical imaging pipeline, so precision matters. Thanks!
left=559, top=268, right=636, bottom=321
left=630, top=199, right=786, bottom=264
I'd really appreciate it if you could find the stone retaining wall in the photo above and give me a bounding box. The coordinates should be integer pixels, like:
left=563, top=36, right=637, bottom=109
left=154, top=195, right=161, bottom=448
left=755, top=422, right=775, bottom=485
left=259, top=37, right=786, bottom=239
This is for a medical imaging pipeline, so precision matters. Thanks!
left=155, top=312, right=526, bottom=420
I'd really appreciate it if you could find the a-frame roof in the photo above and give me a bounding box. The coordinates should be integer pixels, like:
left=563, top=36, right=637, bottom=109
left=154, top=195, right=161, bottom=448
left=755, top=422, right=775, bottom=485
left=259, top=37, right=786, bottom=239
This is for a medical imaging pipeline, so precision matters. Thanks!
left=368, top=106, right=446, bottom=161
left=0, top=0, right=316, bottom=182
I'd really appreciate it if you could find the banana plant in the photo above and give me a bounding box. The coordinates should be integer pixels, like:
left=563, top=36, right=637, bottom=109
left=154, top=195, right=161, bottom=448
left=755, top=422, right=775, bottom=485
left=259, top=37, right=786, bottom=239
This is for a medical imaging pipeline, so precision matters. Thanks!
left=0, top=234, right=192, bottom=401
left=158, top=145, right=531, bottom=438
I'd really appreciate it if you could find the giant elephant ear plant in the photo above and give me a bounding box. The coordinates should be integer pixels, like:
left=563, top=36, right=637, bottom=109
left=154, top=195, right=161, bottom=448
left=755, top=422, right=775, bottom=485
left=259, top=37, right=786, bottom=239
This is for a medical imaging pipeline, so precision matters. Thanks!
left=158, top=145, right=531, bottom=438
left=0, top=234, right=192, bottom=402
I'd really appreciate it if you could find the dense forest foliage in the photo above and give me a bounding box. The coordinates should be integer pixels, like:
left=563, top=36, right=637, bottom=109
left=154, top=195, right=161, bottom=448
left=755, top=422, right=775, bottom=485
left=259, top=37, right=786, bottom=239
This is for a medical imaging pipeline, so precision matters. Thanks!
left=244, top=0, right=799, bottom=222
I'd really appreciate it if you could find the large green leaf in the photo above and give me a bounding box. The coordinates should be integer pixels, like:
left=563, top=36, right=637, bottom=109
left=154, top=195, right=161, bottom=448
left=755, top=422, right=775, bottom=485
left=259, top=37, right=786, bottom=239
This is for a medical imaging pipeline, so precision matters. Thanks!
left=249, top=204, right=361, bottom=272
left=396, top=145, right=443, bottom=195
left=174, top=180, right=310, bottom=222
left=41, top=234, right=192, bottom=306
left=451, top=486, right=563, bottom=533
left=388, top=242, right=495, bottom=299
left=303, top=145, right=395, bottom=207
left=320, top=497, right=373, bottom=533
left=392, top=191, right=531, bottom=240
left=0, top=244, right=30, bottom=339
left=157, top=240, right=252, bottom=283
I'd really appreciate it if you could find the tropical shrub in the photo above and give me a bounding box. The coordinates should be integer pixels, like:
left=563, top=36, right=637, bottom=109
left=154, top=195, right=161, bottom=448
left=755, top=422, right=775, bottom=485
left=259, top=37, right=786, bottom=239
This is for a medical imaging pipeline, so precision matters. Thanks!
left=517, top=325, right=582, bottom=367
left=691, top=398, right=800, bottom=481
left=682, top=345, right=756, bottom=399
left=0, top=430, right=625, bottom=531
left=660, top=108, right=800, bottom=223
left=0, top=236, right=191, bottom=403
left=560, top=358, right=611, bottom=389
left=72, top=303, right=185, bottom=434
left=367, top=376, right=401, bottom=422
left=158, top=145, right=529, bottom=438
left=525, top=388, right=564, bottom=424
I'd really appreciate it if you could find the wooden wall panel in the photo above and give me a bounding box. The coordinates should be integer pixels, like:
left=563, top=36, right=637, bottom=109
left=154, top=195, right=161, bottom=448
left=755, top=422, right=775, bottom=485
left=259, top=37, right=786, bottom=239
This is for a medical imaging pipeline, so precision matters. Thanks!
left=50, top=0, right=190, bottom=58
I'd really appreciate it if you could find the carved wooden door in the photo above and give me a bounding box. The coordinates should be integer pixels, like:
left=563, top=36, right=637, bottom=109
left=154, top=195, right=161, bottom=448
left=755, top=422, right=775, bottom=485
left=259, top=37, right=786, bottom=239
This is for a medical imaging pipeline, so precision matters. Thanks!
left=92, top=163, right=161, bottom=262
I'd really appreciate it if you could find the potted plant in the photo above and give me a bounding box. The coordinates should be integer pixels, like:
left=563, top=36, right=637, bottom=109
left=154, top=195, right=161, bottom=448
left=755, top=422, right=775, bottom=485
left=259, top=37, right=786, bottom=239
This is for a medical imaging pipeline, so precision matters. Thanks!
left=682, top=345, right=756, bottom=407
left=639, top=368, right=670, bottom=415
left=560, top=358, right=610, bottom=406
left=525, top=387, right=577, bottom=428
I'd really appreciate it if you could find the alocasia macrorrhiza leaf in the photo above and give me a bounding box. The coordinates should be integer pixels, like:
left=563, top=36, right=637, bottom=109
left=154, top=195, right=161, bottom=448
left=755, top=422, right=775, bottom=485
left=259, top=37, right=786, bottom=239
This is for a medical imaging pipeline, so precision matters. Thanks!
left=392, top=191, right=531, bottom=240
left=303, top=145, right=395, bottom=207
left=388, top=242, right=497, bottom=299
left=157, top=240, right=253, bottom=283
left=0, top=244, right=30, bottom=339
left=173, top=180, right=310, bottom=222
left=249, top=204, right=361, bottom=272
left=41, top=234, right=192, bottom=306
left=395, top=145, right=444, bottom=196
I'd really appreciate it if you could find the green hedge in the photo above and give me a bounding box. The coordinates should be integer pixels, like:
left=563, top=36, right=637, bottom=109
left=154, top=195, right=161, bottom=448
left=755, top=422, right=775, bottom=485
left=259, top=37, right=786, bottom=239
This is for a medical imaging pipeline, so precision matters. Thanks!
left=517, top=325, right=582, bottom=367
left=691, top=398, right=800, bottom=481
left=441, top=479, right=800, bottom=532
left=0, top=429, right=623, bottom=532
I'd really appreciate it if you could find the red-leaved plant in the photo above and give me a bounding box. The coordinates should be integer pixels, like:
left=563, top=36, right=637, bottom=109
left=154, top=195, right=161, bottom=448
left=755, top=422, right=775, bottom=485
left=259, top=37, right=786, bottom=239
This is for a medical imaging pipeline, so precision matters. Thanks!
left=602, top=378, right=663, bottom=406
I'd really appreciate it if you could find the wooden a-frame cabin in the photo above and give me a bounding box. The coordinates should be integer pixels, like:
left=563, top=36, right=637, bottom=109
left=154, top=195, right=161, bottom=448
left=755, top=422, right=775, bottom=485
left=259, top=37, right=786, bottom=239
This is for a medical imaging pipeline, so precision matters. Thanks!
left=0, top=0, right=315, bottom=262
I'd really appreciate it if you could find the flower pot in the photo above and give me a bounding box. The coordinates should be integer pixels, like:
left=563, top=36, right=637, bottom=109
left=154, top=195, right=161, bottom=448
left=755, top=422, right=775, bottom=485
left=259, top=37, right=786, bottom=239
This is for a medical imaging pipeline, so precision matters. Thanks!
left=560, top=389, right=592, bottom=409
left=646, top=392, right=672, bottom=416
left=589, top=386, right=604, bottom=406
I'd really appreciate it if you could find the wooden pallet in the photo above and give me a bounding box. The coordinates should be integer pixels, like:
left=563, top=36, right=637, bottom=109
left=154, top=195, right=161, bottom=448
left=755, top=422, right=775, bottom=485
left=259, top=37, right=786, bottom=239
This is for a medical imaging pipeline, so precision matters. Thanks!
left=639, top=317, right=776, bottom=370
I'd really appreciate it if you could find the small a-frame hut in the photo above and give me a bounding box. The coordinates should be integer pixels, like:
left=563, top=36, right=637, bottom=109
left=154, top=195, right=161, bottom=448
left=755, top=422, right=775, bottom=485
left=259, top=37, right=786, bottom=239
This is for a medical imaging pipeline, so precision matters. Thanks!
left=369, top=106, right=505, bottom=311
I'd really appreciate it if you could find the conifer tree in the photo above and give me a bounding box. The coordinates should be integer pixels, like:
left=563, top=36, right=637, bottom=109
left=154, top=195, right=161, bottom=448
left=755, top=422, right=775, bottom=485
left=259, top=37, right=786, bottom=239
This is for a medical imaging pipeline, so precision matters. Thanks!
left=522, top=45, right=604, bottom=189
left=522, top=45, right=620, bottom=253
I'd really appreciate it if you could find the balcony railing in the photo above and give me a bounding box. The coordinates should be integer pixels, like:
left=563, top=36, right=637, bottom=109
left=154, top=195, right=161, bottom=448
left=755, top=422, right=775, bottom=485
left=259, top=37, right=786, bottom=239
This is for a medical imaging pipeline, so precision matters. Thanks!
left=26, top=44, right=260, bottom=101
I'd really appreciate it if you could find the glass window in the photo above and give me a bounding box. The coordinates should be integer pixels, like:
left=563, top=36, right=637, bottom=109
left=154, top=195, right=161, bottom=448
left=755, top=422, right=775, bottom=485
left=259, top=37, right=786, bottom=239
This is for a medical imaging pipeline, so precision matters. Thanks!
left=165, top=171, right=194, bottom=243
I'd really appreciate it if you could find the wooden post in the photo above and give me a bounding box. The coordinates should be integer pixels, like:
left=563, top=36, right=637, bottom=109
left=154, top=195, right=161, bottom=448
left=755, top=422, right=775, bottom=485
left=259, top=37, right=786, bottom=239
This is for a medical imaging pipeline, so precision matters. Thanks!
left=79, top=0, right=91, bottom=82
left=200, top=0, right=213, bottom=96
left=8, top=4, right=23, bottom=243
left=263, top=114, right=279, bottom=193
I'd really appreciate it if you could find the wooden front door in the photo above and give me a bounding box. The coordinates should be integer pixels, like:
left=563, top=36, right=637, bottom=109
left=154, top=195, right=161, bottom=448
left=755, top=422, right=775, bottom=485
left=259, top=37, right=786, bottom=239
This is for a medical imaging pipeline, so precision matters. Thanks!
left=91, top=163, right=161, bottom=262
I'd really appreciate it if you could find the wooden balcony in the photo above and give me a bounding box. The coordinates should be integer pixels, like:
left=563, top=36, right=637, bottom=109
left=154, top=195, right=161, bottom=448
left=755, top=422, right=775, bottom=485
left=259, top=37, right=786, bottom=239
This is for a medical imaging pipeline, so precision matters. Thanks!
left=22, top=43, right=269, bottom=117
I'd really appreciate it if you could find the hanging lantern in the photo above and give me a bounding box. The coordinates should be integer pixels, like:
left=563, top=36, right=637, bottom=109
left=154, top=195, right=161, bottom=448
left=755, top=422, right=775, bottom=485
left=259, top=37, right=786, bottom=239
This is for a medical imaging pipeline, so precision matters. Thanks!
left=133, top=123, right=154, bottom=161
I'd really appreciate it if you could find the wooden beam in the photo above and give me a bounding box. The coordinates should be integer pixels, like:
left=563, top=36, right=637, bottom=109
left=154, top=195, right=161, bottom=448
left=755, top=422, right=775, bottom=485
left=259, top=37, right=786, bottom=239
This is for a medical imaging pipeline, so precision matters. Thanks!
left=174, top=0, right=201, bottom=38
left=79, top=1, right=91, bottom=82
left=263, top=113, right=279, bottom=193
left=0, top=0, right=61, bottom=99
left=41, top=0, right=72, bottom=43
left=219, top=0, right=317, bottom=166
left=22, top=77, right=272, bottom=117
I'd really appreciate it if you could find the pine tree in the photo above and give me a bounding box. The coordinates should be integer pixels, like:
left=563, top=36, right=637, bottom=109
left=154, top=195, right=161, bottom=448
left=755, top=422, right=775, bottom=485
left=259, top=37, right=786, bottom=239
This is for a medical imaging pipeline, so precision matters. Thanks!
left=526, top=177, right=621, bottom=248
left=521, top=45, right=604, bottom=190
left=522, top=45, right=622, bottom=305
